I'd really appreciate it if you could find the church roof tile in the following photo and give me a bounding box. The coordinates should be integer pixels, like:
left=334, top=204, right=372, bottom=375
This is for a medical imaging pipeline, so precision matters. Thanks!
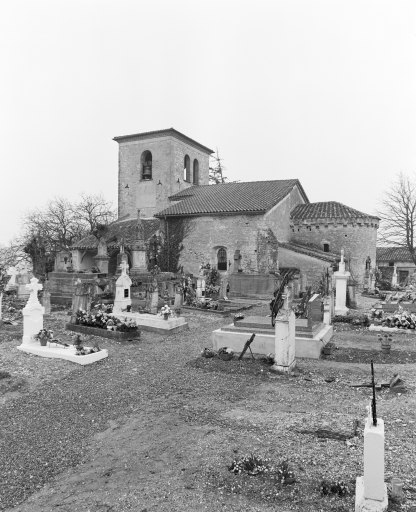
left=291, top=201, right=379, bottom=222
left=155, top=180, right=308, bottom=217
left=376, top=247, right=415, bottom=262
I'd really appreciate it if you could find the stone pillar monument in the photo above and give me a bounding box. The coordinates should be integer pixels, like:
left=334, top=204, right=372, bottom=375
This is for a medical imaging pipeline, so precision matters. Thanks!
left=355, top=405, right=388, bottom=511
left=131, top=210, right=148, bottom=272
left=42, top=279, right=51, bottom=315
left=196, top=270, right=206, bottom=303
left=392, top=265, right=398, bottom=288
left=334, top=249, right=350, bottom=315
left=94, top=237, right=110, bottom=274
left=113, top=260, right=132, bottom=314
left=271, top=285, right=296, bottom=374
left=22, top=277, right=45, bottom=345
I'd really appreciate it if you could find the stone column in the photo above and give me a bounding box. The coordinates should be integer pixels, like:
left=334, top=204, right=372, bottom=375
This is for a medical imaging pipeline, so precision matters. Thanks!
left=150, top=279, right=159, bottom=314
left=22, top=278, right=45, bottom=345
left=271, top=286, right=296, bottom=374
left=355, top=408, right=388, bottom=511
left=42, top=280, right=51, bottom=315
left=334, top=249, right=350, bottom=315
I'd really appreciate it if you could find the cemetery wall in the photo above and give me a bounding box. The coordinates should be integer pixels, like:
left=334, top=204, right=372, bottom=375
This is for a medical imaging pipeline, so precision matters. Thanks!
left=117, top=136, right=209, bottom=219
left=278, top=247, right=331, bottom=289
left=178, top=214, right=269, bottom=274
left=290, top=223, right=377, bottom=285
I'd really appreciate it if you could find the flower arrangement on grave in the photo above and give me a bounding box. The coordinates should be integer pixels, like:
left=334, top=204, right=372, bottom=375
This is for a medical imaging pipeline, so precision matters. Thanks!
left=34, top=328, right=54, bottom=346
left=201, top=347, right=216, bottom=358
left=150, top=265, right=161, bottom=277
left=218, top=347, right=234, bottom=361
left=159, top=304, right=172, bottom=319
left=233, top=313, right=245, bottom=322
left=382, top=307, right=416, bottom=329
left=75, top=307, right=138, bottom=332
left=73, top=334, right=101, bottom=355
left=319, top=479, right=349, bottom=497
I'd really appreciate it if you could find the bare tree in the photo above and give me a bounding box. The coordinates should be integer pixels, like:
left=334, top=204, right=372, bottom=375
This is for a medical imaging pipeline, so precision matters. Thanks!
left=20, top=194, right=116, bottom=276
left=75, top=193, right=117, bottom=236
left=377, top=173, right=416, bottom=264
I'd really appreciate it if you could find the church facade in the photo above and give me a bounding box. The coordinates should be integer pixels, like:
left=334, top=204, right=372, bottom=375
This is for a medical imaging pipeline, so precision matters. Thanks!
left=69, top=128, right=379, bottom=292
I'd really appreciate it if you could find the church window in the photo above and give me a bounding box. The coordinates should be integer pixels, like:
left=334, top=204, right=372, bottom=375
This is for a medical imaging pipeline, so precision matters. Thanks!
left=323, top=243, right=329, bottom=253
left=141, top=150, right=152, bottom=180
left=217, top=248, right=227, bottom=271
left=184, top=155, right=191, bottom=182
left=193, top=159, right=199, bottom=184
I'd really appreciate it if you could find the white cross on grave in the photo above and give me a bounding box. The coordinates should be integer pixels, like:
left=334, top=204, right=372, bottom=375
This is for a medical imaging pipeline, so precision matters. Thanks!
left=120, top=259, right=129, bottom=275
left=26, top=277, right=43, bottom=305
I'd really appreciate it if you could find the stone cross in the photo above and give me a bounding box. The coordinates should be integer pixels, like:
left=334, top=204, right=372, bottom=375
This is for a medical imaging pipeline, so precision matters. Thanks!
left=26, top=277, right=43, bottom=305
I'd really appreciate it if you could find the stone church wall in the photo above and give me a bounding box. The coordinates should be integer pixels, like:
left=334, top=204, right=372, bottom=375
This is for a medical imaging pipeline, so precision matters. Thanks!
left=177, top=214, right=274, bottom=275
left=264, top=185, right=306, bottom=242
left=290, top=222, right=377, bottom=285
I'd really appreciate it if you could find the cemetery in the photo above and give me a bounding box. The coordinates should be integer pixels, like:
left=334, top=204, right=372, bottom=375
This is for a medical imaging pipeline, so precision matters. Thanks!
left=1, top=249, right=416, bottom=512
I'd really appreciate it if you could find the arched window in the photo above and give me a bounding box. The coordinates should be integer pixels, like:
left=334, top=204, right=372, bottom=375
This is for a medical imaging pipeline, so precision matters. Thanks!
left=217, top=248, right=227, bottom=271
left=183, top=155, right=190, bottom=182
left=141, top=150, right=152, bottom=180
left=193, top=159, right=199, bottom=185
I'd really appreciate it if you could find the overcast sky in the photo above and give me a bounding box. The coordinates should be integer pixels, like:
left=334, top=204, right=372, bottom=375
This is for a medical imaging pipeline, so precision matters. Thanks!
left=1, top=0, right=415, bottom=245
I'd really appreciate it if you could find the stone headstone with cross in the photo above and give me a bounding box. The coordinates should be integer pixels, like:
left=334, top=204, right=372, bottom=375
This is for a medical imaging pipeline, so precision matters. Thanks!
left=271, top=285, right=296, bottom=374
left=22, top=277, right=45, bottom=345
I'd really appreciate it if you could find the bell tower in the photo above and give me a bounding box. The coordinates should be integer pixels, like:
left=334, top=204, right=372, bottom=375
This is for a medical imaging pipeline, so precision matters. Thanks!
left=114, top=128, right=213, bottom=219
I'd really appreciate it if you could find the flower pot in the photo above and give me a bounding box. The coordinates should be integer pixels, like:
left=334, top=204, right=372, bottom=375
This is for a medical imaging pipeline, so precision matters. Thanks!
left=163, top=313, right=169, bottom=320
left=322, top=346, right=332, bottom=356
left=39, top=338, right=48, bottom=346
left=381, top=341, right=391, bottom=354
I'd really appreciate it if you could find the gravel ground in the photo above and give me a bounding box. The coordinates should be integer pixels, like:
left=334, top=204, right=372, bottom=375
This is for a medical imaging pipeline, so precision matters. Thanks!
left=0, top=297, right=415, bottom=512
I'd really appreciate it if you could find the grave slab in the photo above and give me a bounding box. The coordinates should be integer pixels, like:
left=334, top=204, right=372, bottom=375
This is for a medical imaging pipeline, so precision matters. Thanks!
left=17, top=341, right=108, bottom=365
left=212, top=322, right=333, bottom=359
left=112, top=312, right=188, bottom=334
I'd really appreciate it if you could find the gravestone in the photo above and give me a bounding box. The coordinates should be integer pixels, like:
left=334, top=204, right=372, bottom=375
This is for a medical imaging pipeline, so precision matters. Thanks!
left=22, top=277, right=45, bottom=345
left=174, top=284, right=183, bottom=311
left=42, top=280, right=51, bottom=315
left=113, top=260, right=132, bottom=314
left=271, top=285, right=296, bottom=373
left=392, top=265, right=398, bottom=288
left=0, top=292, right=3, bottom=323
left=17, top=272, right=31, bottom=299
left=196, top=270, right=206, bottom=302
left=94, top=237, right=110, bottom=274
left=334, top=249, right=350, bottom=315
left=150, top=279, right=159, bottom=315
left=70, top=279, right=94, bottom=323
left=5, top=267, right=18, bottom=292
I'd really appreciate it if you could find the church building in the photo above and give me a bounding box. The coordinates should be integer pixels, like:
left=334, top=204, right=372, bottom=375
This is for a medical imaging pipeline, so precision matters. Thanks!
left=69, top=128, right=379, bottom=294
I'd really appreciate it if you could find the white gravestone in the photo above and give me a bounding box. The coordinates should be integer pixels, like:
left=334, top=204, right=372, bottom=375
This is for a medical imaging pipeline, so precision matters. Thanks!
left=196, top=272, right=206, bottom=303
left=113, top=260, right=132, bottom=314
left=271, top=286, right=296, bottom=373
left=5, top=267, right=18, bottom=291
left=334, top=249, right=350, bottom=315
left=355, top=405, right=388, bottom=511
left=392, top=265, right=398, bottom=288
left=22, top=277, right=45, bottom=345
